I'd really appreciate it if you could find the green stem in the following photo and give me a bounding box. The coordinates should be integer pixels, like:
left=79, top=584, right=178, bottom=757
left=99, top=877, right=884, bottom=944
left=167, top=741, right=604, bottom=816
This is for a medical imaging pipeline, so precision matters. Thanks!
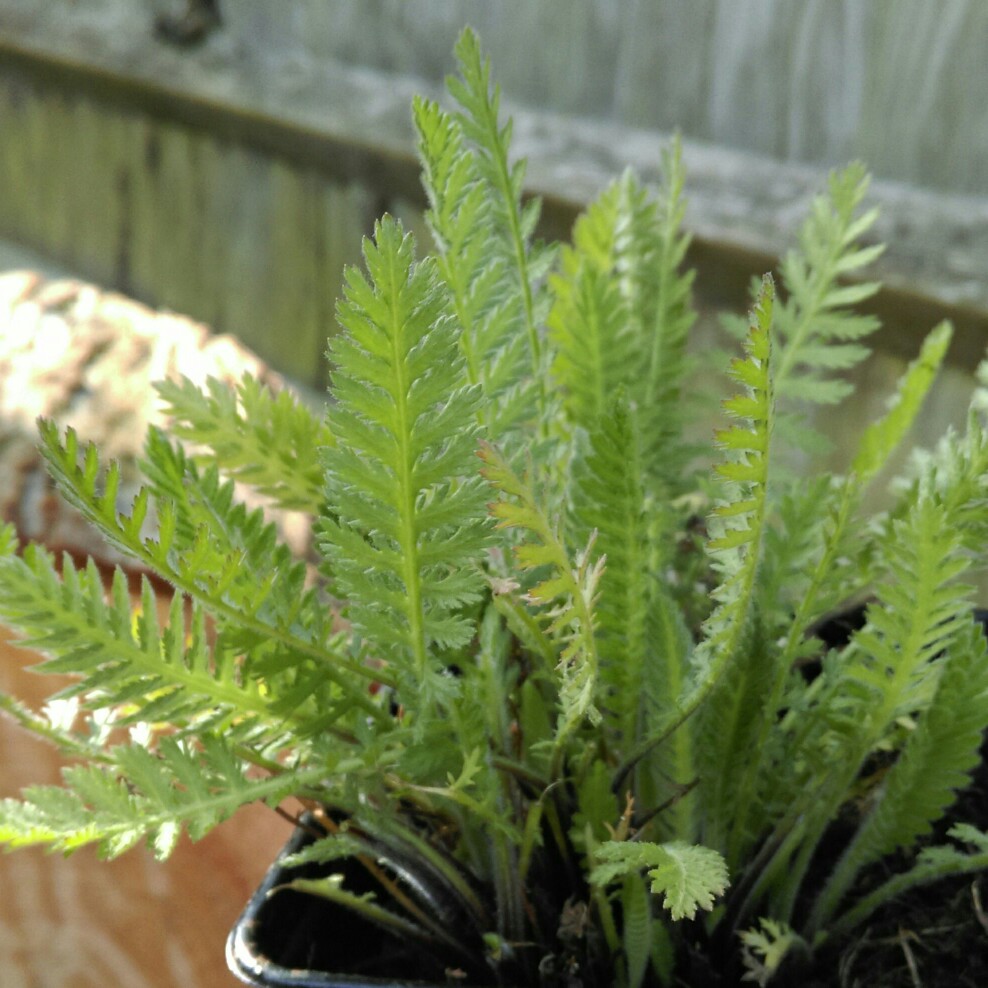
left=283, top=875, right=442, bottom=946
left=386, top=257, right=429, bottom=690
left=821, top=847, right=988, bottom=943
left=365, top=799, right=492, bottom=930
left=726, top=803, right=808, bottom=933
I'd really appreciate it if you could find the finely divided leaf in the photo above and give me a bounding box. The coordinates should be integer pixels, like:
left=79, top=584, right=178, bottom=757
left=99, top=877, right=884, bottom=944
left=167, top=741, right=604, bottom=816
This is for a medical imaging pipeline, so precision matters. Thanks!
left=447, top=27, right=554, bottom=409
left=570, top=395, right=656, bottom=746
left=773, top=164, right=882, bottom=406
left=722, top=164, right=883, bottom=456
left=802, top=493, right=978, bottom=933
left=0, top=547, right=273, bottom=738
left=809, top=617, right=988, bottom=933
left=157, top=375, right=332, bottom=513
left=548, top=158, right=696, bottom=490
left=322, top=216, right=491, bottom=707
left=413, top=95, right=532, bottom=438
left=687, top=277, right=777, bottom=855
left=828, top=824, right=988, bottom=938
left=739, top=919, right=803, bottom=988
left=548, top=174, right=642, bottom=431
left=640, top=140, right=697, bottom=487
left=851, top=322, right=952, bottom=483
left=32, top=422, right=372, bottom=719
left=0, top=738, right=322, bottom=859
left=480, top=442, right=602, bottom=739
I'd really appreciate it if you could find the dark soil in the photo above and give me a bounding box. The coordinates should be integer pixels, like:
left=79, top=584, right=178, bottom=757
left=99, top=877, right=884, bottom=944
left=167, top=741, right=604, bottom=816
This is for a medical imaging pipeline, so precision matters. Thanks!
left=812, top=748, right=988, bottom=988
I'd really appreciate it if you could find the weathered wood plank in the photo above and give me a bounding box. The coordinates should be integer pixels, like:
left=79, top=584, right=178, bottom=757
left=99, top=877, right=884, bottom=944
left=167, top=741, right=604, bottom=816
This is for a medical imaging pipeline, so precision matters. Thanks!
left=1, top=4, right=986, bottom=392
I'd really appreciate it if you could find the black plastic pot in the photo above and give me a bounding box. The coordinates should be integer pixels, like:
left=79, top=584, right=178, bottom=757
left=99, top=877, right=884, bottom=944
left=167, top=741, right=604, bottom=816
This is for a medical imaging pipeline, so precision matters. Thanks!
left=226, top=819, right=480, bottom=988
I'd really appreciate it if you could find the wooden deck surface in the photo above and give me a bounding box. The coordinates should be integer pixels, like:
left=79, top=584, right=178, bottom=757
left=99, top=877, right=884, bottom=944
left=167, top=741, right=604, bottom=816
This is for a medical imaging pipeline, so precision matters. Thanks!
left=0, top=622, right=294, bottom=987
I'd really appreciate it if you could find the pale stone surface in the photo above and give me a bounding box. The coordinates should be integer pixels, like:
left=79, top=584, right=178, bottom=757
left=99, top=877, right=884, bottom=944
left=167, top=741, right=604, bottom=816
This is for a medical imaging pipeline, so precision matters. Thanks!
left=0, top=270, right=316, bottom=568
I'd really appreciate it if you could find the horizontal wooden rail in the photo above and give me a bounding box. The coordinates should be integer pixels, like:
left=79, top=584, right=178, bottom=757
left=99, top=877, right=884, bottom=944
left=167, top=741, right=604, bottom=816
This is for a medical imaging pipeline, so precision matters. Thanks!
left=0, top=18, right=986, bottom=373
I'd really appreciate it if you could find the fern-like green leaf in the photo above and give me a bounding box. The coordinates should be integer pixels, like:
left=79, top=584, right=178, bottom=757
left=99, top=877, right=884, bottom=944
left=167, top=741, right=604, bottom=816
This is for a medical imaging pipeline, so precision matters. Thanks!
left=480, top=442, right=602, bottom=744
left=447, top=28, right=554, bottom=413
left=321, top=216, right=491, bottom=712
left=0, top=737, right=322, bottom=859
left=707, top=277, right=774, bottom=551
left=413, top=95, right=532, bottom=439
left=157, top=374, right=332, bottom=513
left=937, top=418, right=988, bottom=555
left=732, top=322, right=956, bottom=856
left=617, top=279, right=775, bottom=802
left=548, top=177, right=641, bottom=431
left=570, top=396, right=650, bottom=740
left=773, top=493, right=976, bottom=925
left=639, top=140, right=696, bottom=487
left=0, top=539, right=358, bottom=758
left=771, top=163, right=882, bottom=406
left=0, top=547, right=271, bottom=728
left=850, top=321, right=953, bottom=483
left=690, top=277, right=774, bottom=679
left=685, top=276, right=778, bottom=858
left=891, top=410, right=988, bottom=562
left=827, top=824, right=988, bottom=939
left=570, top=392, right=694, bottom=815
left=840, top=497, right=973, bottom=734
left=621, top=875, right=654, bottom=988
left=739, top=919, right=804, bottom=988
left=808, top=616, right=988, bottom=934
left=548, top=156, right=695, bottom=492
left=31, top=422, right=381, bottom=728
left=550, top=256, right=634, bottom=429
left=137, top=425, right=316, bottom=621
left=720, top=164, right=882, bottom=458
left=591, top=840, right=729, bottom=922
left=760, top=322, right=957, bottom=754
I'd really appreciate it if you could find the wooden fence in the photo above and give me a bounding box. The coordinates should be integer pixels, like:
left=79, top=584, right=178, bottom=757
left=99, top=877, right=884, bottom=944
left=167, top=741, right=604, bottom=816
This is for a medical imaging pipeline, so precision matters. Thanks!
left=0, top=1, right=985, bottom=411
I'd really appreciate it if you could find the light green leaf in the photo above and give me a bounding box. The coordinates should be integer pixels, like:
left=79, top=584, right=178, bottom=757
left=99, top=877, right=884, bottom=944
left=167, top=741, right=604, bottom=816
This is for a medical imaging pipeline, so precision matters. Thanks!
left=592, top=840, right=729, bottom=922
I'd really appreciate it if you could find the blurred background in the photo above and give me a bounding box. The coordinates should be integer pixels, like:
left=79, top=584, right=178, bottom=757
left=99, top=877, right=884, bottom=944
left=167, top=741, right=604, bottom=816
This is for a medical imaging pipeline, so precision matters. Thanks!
left=0, top=1, right=986, bottom=386
left=0, top=2, right=986, bottom=986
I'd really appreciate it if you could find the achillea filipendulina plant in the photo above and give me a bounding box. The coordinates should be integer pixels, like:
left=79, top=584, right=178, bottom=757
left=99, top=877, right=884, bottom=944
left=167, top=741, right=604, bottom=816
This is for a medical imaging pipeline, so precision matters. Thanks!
left=3, top=28, right=988, bottom=988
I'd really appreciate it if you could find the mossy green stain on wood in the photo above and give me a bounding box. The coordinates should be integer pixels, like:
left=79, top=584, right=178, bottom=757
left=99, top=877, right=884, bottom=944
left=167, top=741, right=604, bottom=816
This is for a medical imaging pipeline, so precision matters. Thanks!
left=0, top=82, right=374, bottom=388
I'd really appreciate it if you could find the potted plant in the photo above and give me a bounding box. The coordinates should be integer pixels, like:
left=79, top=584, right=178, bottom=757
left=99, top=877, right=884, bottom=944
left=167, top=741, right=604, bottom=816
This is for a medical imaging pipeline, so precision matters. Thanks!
left=2, top=28, right=988, bottom=988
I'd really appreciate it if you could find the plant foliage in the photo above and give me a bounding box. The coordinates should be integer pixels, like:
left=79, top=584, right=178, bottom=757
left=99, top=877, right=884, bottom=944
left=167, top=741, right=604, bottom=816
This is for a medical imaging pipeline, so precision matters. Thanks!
left=1, top=27, right=986, bottom=988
